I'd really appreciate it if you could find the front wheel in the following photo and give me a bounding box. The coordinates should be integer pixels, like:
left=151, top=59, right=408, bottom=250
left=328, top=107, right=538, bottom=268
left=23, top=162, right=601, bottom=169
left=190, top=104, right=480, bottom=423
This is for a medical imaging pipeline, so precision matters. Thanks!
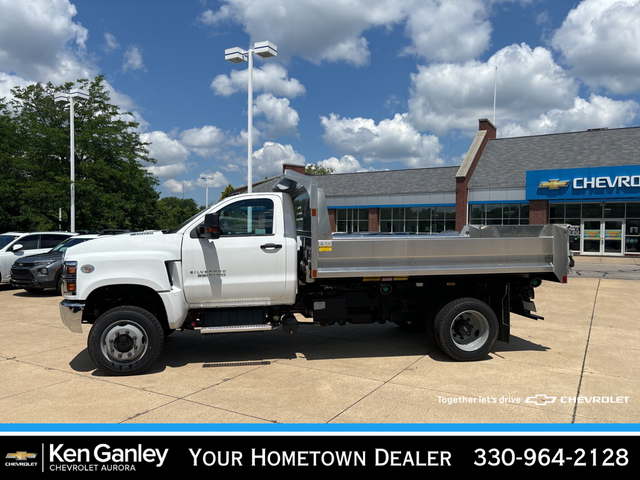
left=432, top=297, right=498, bottom=361
left=87, top=306, right=164, bottom=376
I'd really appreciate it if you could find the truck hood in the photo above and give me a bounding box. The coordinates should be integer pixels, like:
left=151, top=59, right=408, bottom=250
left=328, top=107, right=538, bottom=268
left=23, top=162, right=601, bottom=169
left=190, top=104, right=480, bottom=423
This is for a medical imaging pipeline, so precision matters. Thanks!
left=64, top=230, right=183, bottom=262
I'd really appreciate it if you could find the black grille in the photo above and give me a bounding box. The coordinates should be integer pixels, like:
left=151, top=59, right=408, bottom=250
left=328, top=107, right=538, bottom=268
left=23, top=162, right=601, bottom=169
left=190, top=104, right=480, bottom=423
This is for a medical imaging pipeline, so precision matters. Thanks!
left=11, top=268, right=32, bottom=278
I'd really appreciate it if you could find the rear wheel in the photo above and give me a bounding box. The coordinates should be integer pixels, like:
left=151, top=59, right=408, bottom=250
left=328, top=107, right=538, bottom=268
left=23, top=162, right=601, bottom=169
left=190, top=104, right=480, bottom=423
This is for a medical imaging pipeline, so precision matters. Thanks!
left=433, top=297, right=498, bottom=361
left=87, top=306, right=164, bottom=376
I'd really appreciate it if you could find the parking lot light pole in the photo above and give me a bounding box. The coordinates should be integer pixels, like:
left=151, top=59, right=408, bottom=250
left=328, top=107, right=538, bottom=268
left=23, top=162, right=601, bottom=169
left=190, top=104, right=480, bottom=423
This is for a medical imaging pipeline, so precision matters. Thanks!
left=200, top=174, right=214, bottom=208
left=55, top=88, right=89, bottom=233
left=225, top=41, right=277, bottom=193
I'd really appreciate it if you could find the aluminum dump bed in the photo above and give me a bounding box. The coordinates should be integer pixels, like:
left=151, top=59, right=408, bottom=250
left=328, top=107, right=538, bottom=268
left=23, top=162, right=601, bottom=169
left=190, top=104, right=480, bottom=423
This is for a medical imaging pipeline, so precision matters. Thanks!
left=273, top=170, right=570, bottom=284
left=316, top=225, right=568, bottom=282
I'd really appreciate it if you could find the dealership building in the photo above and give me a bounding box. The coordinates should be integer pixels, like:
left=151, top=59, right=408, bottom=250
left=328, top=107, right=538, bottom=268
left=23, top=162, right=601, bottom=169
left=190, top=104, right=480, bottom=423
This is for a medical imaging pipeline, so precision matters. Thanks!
left=252, top=118, right=640, bottom=256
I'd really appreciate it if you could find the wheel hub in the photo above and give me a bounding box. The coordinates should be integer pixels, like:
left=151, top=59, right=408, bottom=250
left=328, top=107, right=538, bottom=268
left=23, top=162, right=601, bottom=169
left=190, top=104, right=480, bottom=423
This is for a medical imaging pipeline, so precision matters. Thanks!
left=453, top=317, right=475, bottom=338
left=113, top=330, right=136, bottom=353
left=101, top=322, right=147, bottom=363
left=449, top=310, right=490, bottom=352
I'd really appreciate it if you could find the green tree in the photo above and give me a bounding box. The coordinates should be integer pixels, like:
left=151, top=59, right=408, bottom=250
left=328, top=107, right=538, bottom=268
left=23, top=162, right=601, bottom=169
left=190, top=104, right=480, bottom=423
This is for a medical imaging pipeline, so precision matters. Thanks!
left=156, top=197, right=202, bottom=230
left=218, top=183, right=235, bottom=202
left=1, top=75, right=159, bottom=232
left=305, top=163, right=334, bottom=175
left=0, top=100, right=24, bottom=230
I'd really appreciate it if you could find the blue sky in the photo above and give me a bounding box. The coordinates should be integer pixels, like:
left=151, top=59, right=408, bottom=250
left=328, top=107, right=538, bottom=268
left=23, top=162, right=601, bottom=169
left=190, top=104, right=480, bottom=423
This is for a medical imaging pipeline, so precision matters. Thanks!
left=2, top=0, right=640, bottom=207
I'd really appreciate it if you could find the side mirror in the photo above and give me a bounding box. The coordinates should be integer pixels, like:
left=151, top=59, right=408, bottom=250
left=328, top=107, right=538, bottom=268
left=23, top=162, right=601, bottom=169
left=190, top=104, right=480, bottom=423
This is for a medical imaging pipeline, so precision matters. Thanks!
left=12, top=244, right=23, bottom=252
left=203, top=213, right=221, bottom=239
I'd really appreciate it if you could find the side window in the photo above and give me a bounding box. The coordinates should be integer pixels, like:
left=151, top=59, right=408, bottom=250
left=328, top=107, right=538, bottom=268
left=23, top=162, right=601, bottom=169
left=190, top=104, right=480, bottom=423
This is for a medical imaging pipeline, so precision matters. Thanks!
left=218, top=199, right=274, bottom=236
left=41, top=234, right=70, bottom=248
left=16, top=235, right=39, bottom=250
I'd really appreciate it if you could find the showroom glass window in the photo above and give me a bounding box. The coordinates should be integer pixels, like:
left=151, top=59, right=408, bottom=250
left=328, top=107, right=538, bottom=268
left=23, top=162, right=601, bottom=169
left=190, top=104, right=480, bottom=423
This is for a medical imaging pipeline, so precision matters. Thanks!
left=469, top=203, right=530, bottom=226
left=379, top=206, right=455, bottom=233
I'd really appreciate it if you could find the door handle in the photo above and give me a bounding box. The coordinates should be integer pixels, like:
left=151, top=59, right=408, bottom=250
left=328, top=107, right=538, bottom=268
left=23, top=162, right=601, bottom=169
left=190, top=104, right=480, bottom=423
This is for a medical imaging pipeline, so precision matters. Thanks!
left=260, top=243, right=282, bottom=250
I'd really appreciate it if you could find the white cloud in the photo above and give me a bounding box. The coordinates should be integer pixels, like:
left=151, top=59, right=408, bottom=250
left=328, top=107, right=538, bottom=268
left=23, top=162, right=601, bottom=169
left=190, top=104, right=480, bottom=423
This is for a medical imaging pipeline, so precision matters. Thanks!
left=251, top=141, right=305, bottom=179
left=402, top=0, right=492, bottom=62
left=408, top=43, right=579, bottom=136
left=0, top=0, right=90, bottom=86
left=141, top=131, right=191, bottom=179
left=103, top=32, right=120, bottom=52
left=200, top=0, right=407, bottom=66
left=320, top=112, right=443, bottom=168
left=197, top=171, right=229, bottom=189
left=253, top=93, right=299, bottom=138
left=122, top=45, right=146, bottom=73
left=211, top=63, right=305, bottom=98
left=500, top=95, right=640, bottom=137
left=165, top=173, right=232, bottom=196
left=179, top=125, right=225, bottom=157
left=200, top=0, right=494, bottom=66
left=0, top=71, right=33, bottom=100
left=317, top=155, right=373, bottom=174
left=163, top=178, right=196, bottom=195
left=0, top=0, right=150, bottom=129
left=551, top=0, right=640, bottom=94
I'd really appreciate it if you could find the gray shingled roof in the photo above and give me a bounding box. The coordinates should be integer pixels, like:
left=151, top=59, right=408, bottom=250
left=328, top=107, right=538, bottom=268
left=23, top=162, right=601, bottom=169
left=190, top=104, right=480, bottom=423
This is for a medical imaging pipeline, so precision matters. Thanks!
left=315, top=166, right=458, bottom=196
left=252, top=166, right=459, bottom=196
left=469, top=126, right=640, bottom=188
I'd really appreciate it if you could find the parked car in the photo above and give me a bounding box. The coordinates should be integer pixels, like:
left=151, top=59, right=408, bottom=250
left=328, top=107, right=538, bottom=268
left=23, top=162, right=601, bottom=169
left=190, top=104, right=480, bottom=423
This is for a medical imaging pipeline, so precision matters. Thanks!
left=9, top=234, right=99, bottom=294
left=0, top=231, right=76, bottom=285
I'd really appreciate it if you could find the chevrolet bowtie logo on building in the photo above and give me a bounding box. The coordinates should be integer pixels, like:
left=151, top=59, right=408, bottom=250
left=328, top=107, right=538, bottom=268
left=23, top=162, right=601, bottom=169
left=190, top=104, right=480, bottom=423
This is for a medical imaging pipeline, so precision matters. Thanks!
left=538, top=179, right=570, bottom=190
left=6, top=451, right=37, bottom=460
left=525, top=394, right=557, bottom=406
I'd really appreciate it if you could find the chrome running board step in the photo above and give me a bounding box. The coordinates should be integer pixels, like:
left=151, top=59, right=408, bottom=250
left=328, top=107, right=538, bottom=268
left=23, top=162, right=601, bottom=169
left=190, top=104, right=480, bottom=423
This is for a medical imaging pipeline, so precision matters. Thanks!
left=200, top=324, right=277, bottom=334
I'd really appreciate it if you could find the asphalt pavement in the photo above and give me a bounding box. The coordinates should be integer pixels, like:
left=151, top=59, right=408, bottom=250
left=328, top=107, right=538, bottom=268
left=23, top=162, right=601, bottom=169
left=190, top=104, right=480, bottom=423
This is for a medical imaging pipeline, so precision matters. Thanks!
left=0, top=255, right=638, bottom=430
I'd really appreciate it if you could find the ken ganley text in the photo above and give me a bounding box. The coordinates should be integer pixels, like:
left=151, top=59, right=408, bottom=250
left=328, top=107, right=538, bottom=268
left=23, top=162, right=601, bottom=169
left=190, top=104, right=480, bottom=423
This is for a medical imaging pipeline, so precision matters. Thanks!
left=49, top=444, right=168, bottom=471
left=190, top=448, right=452, bottom=467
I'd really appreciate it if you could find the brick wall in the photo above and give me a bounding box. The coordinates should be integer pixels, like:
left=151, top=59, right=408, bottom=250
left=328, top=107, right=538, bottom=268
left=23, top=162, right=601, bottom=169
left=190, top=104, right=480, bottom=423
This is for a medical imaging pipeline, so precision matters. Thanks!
left=528, top=200, right=549, bottom=224
left=455, top=119, right=497, bottom=231
left=368, top=208, right=379, bottom=232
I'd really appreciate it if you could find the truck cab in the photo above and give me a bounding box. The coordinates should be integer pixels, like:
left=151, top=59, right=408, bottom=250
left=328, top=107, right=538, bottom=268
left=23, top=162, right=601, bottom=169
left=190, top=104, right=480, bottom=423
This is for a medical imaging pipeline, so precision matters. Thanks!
left=180, top=193, right=298, bottom=307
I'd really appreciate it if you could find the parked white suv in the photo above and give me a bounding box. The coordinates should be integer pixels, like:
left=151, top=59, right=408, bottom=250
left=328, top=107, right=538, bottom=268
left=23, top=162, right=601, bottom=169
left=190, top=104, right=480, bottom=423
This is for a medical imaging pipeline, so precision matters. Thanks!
left=0, top=231, right=76, bottom=284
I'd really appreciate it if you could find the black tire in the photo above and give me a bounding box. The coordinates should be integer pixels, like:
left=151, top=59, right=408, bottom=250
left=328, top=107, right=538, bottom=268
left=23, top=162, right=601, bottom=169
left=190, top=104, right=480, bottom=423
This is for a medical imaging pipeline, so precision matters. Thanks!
left=55, top=275, right=63, bottom=295
left=24, top=286, right=45, bottom=293
left=87, top=306, right=164, bottom=376
left=432, top=297, right=498, bottom=361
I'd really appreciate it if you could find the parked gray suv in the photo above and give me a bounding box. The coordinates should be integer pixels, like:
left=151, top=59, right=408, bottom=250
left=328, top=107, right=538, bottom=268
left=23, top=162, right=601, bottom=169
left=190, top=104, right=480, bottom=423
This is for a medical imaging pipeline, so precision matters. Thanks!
left=10, top=234, right=98, bottom=294
left=0, top=231, right=76, bottom=285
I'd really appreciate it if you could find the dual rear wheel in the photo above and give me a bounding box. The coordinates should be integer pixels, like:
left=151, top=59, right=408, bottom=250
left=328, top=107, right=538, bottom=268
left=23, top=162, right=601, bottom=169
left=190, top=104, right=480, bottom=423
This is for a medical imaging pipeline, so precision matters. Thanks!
left=431, top=297, right=499, bottom=361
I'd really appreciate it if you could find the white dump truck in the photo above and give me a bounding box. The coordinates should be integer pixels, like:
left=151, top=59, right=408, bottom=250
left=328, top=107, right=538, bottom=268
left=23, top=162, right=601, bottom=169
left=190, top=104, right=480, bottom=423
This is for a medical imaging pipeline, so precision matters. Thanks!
left=59, top=170, right=570, bottom=375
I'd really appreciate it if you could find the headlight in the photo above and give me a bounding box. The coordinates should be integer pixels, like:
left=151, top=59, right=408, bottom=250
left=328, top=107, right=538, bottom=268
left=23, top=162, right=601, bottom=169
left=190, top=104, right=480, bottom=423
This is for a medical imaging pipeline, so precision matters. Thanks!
left=62, top=261, right=78, bottom=294
left=34, top=260, right=55, bottom=266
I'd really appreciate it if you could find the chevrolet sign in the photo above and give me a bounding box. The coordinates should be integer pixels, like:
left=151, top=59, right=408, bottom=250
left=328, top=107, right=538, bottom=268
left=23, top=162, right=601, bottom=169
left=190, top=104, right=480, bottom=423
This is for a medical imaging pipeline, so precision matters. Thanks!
left=526, top=165, right=640, bottom=201
left=573, top=175, right=640, bottom=189
left=538, top=179, right=569, bottom=189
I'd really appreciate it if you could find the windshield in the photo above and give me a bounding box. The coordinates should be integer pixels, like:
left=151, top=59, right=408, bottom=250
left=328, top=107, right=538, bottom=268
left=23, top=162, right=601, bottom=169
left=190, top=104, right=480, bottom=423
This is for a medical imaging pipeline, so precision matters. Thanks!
left=0, top=234, right=19, bottom=250
left=51, top=236, right=95, bottom=253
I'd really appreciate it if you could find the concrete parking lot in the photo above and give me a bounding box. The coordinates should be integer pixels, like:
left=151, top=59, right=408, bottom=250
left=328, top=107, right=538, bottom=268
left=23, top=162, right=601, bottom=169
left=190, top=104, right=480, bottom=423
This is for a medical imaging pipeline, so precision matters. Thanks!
left=0, top=255, right=638, bottom=429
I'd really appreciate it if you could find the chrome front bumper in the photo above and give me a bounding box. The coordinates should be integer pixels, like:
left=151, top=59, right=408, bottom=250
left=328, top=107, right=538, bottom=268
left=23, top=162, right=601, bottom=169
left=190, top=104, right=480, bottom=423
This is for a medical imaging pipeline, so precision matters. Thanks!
left=59, top=300, right=85, bottom=333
